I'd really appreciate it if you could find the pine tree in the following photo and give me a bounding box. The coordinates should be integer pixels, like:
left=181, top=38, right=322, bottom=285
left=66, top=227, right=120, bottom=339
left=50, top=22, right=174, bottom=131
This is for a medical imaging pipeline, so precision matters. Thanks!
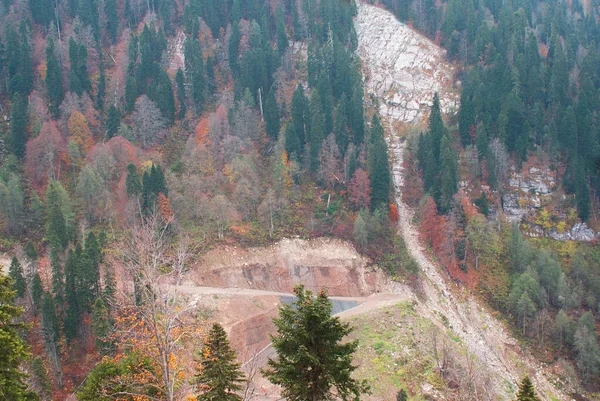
left=106, top=104, right=121, bottom=139
left=264, top=285, right=369, bottom=401
left=0, top=270, right=38, bottom=401
left=194, top=323, right=245, bottom=401
left=10, top=93, right=28, bottom=159
left=368, top=114, right=391, bottom=211
left=45, top=38, right=64, bottom=119
left=515, top=376, right=541, bottom=401
left=8, top=257, right=26, bottom=298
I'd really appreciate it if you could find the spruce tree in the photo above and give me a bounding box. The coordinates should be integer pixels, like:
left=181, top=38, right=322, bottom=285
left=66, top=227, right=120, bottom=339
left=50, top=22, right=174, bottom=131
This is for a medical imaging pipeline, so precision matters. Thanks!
left=91, top=298, right=111, bottom=352
left=175, top=68, right=186, bottom=119
left=264, top=285, right=369, bottom=401
left=10, top=93, right=28, bottom=159
left=264, top=87, right=280, bottom=140
left=290, top=84, right=310, bottom=151
left=285, top=122, right=302, bottom=160
left=46, top=182, right=69, bottom=251
left=429, top=93, right=446, bottom=163
left=350, top=86, right=365, bottom=144
left=31, top=272, right=43, bottom=313
left=368, top=114, right=391, bottom=211
left=515, top=376, right=541, bottom=401
left=439, top=135, right=459, bottom=213
left=45, top=38, right=64, bottom=119
left=104, top=0, right=118, bottom=43
left=309, top=90, right=325, bottom=173
left=8, top=257, right=26, bottom=298
left=63, top=249, right=80, bottom=343
left=97, top=66, right=106, bottom=109
left=126, top=163, right=142, bottom=198
left=125, top=76, right=137, bottom=112
left=106, top=105, right=121, bottom=139
left=0, top=270, right=38, bottom=401
left=193, top=323, right=245, bottom=401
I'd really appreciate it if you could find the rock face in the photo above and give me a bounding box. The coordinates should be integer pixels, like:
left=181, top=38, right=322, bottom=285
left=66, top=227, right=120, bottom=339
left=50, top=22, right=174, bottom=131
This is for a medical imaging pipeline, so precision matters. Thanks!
left=355, top=2, right=459, bottom=123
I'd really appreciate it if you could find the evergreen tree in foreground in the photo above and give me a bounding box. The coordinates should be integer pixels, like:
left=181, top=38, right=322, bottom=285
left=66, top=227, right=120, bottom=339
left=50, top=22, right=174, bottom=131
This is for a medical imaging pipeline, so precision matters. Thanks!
left=194, top=323, right=245, bottom=401
left=515, top=376, right=541, bottom=401
left=0, top=269, right=39, bottom=401
left=263, top=285, right=369, bottom=401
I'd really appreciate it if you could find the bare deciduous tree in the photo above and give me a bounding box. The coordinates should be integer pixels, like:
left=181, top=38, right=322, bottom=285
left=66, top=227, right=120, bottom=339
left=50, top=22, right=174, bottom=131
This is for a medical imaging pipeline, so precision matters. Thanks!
left=132, top=95, right=167, bottom=147
left=118, top=213, right=199, bottom=401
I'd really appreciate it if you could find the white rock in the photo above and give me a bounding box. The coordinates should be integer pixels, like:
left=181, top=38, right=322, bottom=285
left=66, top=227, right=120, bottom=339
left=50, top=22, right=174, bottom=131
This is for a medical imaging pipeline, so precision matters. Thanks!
left=355, top=2, right=459, bottom=123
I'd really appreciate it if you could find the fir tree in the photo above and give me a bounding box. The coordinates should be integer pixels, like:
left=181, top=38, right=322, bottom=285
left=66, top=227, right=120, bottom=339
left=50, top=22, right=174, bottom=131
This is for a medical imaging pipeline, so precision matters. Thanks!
left=63, top=249, right=80, bottom=342
left=264, top=87, right=280, bottom=140
left=515, top=376, right=541, bottom=401
left=175, top=68, right=186, bottom=119
left=91, top=298, right=112, bottom=352
left=125, top=76, right=137, bottom=112
left=106, top=105, right=121, bottom=139
left=368, top=114, right=391, bottom=211
left=97, top=66, right=106, bottom=109
left=8, top=257, right=26, bottom=298
left=309, top=89, right=325, bottom=173
left=10, top=93, right=28, bottom=159
left=194, top=323, right=245, bottom=401
left=439, top=135, right=459, bottom=213
left=290, top=84, right=310, bottom=151
left=31, top=272, right=43, bottom=313
left=45, top=38, right=64, bottom=119
left=229, top=22, right=241, bottom=78
left=263, top=285, right=369, bottom=401
left=429, top=93, right=446, bottom=163
left=46, top=182, right=69, bottom=251
left=104, top=0, right=118, bottom=43
left=126, top=163, right=142, bottom=198
left=0, top=269, right=38, bottom=401
left=285, top=122, right=302, bottom=160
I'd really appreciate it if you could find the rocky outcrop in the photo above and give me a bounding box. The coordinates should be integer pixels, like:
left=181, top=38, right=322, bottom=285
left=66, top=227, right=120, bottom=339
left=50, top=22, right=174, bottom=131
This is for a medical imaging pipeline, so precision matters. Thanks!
left=355, top=2, right=459, bottom=124
left=501, top=165, right=598, bottom=241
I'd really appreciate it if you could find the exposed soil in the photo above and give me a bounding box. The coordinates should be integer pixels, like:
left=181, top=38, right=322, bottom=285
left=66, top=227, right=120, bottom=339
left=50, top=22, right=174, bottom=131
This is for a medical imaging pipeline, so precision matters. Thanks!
left=187, top=237, right=388, bottom=297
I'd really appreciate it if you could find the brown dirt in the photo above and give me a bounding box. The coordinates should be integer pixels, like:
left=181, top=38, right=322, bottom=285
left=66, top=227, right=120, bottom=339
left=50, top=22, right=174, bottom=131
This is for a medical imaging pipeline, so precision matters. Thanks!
left=188, top=237, right=388, bottom=297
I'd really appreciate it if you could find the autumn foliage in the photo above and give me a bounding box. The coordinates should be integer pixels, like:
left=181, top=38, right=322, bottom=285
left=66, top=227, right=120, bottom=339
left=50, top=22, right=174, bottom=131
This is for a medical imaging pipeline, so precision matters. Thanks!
left=25, top=121, right=65, bottom=189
